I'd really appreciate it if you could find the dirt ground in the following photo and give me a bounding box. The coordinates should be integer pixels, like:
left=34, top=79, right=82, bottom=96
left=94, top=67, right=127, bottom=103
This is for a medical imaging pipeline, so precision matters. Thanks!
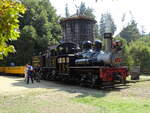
left=1, top=75, right=150, bottom=113
left=0, top=75, right=101, bottom=113
left=0, top=75, right=103, bottom=94
left=1, top=75, right=150, bottom=97
left=0, top=75, right=50, bottom=93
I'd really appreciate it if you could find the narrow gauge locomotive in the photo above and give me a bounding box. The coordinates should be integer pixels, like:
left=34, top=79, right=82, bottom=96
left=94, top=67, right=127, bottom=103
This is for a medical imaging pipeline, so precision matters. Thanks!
left=32, top=33, right=128, bottom=87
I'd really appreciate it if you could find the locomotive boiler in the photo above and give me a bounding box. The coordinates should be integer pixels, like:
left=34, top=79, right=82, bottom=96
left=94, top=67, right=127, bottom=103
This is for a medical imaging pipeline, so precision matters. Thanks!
left=75, top=33, right=122, bottom=67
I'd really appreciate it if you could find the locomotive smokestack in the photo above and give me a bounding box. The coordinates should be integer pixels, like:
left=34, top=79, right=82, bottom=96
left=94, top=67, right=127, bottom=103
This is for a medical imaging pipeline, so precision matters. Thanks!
left=104, top=33, right=112, bottom=53
left=104, top=14, right=112, bottom=53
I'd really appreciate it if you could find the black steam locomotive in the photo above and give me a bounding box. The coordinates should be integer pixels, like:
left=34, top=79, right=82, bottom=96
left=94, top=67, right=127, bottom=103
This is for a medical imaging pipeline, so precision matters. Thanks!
left=32, top=33, right=128, bottom=87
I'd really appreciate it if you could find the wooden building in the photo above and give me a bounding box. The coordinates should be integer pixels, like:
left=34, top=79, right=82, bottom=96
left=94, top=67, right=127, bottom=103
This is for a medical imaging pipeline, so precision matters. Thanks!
left=60, top=16, right=96, bottom=46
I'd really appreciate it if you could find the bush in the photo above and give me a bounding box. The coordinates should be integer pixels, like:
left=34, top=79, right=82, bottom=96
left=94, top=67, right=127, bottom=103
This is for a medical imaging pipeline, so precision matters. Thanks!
left=126, top=40, right=150, bottom=73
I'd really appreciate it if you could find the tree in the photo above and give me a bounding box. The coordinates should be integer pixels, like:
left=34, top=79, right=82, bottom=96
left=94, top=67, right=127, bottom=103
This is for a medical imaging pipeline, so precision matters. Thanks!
left=0, top=0, right=25, bottom=59
left=77, top=2, right=95, bottom=18
left=94, top=24, right=101, bottom=40
left=5, top=25, right=36, bottom=65
left=126, top=40, right=150, bottom=73
left=138, top=36, right=150, bottom=47
left=84, top=7, right=95, bottom=18
left=99, top=13, right=116, bottom=37
left=120, top=20, right=140, bottom=42
left=65, top=3, right=69, bottom=17
left=99, top=14, right=105, bottom=37
left=78, top=2, right=86, bottom=16
left=21, top=0, right=61, bottom=54
left=3, top=0, right=61, bottom=65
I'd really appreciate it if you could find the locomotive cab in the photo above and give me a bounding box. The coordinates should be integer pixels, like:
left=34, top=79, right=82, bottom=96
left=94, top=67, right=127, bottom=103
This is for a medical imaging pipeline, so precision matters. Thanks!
left=56, top=42, right=79, bottom=76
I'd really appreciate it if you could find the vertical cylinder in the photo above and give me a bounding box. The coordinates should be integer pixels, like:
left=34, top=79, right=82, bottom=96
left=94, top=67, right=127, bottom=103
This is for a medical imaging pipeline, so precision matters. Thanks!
left=104, top=33, right=112, bottom=52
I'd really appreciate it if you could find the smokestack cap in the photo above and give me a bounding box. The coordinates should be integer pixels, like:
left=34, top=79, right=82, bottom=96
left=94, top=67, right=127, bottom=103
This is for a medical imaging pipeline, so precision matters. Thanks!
left=104, top=33, right=112, bottom=39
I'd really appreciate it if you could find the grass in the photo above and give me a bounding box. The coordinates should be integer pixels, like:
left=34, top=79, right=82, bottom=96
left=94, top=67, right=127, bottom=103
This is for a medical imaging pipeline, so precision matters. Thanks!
left=0, top=75, right=150, bottom=113
left=73, top=95, right=150, bottom=113
left=0, top=88, right=97, bottom=113
left=72, top=75, right=150, bottom=113
left=0, top=89, right=51, bottom=113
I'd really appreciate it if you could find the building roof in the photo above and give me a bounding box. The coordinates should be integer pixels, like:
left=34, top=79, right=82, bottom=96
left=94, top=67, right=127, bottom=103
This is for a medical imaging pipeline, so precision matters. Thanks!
left=60, top=16, right=96, bottom=24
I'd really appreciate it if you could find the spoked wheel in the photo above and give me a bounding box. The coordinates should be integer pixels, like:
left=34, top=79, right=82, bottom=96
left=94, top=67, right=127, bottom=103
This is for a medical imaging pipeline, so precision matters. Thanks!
left=89, top=77, right=96, bottom=88
left=51, top=70, right=56, bottom=80
left=79, top=76, right=84, bottom=86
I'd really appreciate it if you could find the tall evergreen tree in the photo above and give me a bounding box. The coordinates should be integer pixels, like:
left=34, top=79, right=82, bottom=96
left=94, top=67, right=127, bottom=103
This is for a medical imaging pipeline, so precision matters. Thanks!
left=94, top=24, right=101, bottom=40
left=77, top=2, right=95, bottom=18
left=65, top=4, right=70, bottom=17
left=79, top=2, right=86, bottom=16
left=84, top=7, right=95, bottom=18
left=120, top=20, right=140, bottom=42
left=99, top=14, right=106, bottom=37
left=99, top=13, right=116, bottom=36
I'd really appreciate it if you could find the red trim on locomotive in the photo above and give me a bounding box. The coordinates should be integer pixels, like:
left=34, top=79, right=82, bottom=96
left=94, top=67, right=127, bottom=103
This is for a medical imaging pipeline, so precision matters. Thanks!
left=115, top=58, right=122, bottom=63
left=100, top=67, right=128, bottom=81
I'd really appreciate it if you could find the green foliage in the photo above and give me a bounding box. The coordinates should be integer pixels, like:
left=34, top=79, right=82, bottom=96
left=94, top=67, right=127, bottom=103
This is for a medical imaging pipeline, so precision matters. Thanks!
left=78, top=2, right=95, bottom=18
left=2, top=0, right=61, bottom=65
left=78, top=2, right=86, bottom=16
left=74, top=95, right=150, bottom=113
left=95, top=24, right=101, bottom=40
left=120, top=20, right=141, bottom=42
left=1, top=25, right=36, bottom=65
left=122, top=38, right=150, bottom=73
left=114, top=36, right=127, bottom=46
left=99, top=14, right=105, bottom=37
left=113, top=36, right=150, bottom=73
left=30, top=0, right=59, bottom=44
left=138, top=36, right=150, bottom=46
left=0, top=0, right=25, bottom=59
left=20, top=0, right=61, bottom=45
left=21, top=25, right=37, bottom=39
left=128, top=40, right=150, bottom=73
left=84, top=7, right=95, bottom=18
left=99, top=13, right=116, bottom=36
left=118, top=20, right=149, bottom=73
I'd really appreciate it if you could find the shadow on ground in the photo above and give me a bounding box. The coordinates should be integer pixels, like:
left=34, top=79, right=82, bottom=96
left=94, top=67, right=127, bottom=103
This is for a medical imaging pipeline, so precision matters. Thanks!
left=1, top=75, right=130, bottom=98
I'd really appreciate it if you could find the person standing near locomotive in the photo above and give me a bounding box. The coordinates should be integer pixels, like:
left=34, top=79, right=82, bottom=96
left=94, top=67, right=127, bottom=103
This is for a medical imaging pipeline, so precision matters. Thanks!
left=24, top=64, right=29, bottom=82
left=27, top=64, right=34, bottom=84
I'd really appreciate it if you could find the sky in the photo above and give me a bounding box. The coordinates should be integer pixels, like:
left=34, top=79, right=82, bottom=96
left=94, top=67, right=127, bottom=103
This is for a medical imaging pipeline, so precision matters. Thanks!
left=50, top=0, right=150, bottom=35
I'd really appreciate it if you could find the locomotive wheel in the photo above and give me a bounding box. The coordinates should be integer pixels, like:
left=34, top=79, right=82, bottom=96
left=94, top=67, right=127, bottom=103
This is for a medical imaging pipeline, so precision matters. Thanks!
left=89, top=77, right=96, bottom=88
left=79, top=75, right=86, bottom=86
left=50, top=70, right=56, bottom=80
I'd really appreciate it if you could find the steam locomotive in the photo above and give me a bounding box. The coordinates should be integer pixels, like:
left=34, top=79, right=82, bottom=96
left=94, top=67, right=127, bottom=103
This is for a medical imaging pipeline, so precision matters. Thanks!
left=32, top=33, right=128, bottom=87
